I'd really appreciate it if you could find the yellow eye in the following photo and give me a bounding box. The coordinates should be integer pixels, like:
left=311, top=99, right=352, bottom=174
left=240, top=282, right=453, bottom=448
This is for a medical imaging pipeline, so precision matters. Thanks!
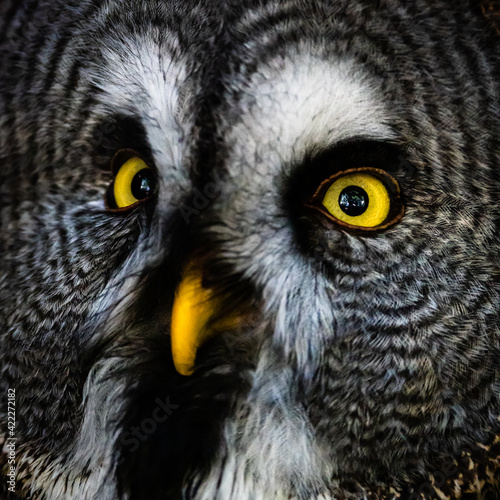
left=110, top=156, right=157, bottom=210
left=322, top=172, right=389, bottom=227
left=307, top=167, right=404, bottom=231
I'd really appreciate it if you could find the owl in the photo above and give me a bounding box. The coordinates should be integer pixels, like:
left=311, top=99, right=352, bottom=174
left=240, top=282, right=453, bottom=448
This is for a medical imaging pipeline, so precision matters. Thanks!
left=0, top=0, right=499, bottom=499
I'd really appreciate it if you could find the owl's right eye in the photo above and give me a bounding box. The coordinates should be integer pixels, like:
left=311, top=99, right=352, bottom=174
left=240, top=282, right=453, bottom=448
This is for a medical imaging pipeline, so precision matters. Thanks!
left=106, top=155, right=157, bottom=211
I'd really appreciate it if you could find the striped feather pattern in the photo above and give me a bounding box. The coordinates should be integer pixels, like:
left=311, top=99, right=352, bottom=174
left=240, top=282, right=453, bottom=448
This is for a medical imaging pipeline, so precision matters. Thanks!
left=0, top=1, right=499, bottom=499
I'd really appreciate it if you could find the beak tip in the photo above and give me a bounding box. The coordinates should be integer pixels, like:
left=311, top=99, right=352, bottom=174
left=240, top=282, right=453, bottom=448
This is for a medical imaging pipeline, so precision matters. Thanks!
left=173, top=358, right=195, bottom=377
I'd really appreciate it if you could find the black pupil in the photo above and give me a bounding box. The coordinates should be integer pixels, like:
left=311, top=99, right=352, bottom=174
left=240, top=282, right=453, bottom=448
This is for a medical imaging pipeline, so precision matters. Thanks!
left=338, top=186, right=369, bottom=216
left=131, top=169, right=156, bottom=200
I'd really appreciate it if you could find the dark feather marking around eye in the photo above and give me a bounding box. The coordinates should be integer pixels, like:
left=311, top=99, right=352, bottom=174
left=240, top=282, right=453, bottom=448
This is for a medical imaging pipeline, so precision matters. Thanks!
left=89, top=114, right=154, bottom=172
left=285, top=138, right=413, bottom=210
left=284, top=139, right=413, bottom=254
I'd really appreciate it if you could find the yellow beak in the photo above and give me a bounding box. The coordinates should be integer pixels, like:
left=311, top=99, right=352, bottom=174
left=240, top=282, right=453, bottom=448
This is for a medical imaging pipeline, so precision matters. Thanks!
left=170, top=266, right=241, bottom=376
left=171, top=267, right=214, bottom=376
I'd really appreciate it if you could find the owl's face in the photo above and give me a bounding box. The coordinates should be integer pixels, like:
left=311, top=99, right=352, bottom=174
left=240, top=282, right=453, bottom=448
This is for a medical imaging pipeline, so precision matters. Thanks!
left=0, top=1, right=499, bottom=499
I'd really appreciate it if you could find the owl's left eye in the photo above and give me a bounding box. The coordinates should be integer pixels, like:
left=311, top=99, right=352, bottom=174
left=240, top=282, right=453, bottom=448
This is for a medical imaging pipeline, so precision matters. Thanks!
left=306, top=167, right=404, bottom=231
left=106, top=155, right=157, bottom=211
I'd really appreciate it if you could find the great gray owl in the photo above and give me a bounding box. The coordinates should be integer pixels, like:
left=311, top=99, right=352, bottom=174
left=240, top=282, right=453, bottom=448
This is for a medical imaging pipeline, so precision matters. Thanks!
left=0, top=0, right=499, bottom=499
